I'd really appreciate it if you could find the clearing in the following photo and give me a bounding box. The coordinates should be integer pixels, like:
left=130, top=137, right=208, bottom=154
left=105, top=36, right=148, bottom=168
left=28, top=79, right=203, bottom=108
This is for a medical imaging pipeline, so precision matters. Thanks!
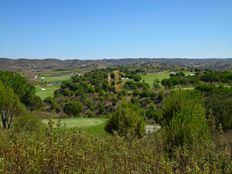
left=141, top=71, right=171, bottom=86
left=36, top=74, right=72, bottom=99
left=141, top=71, right=193, bottom=87
left=42, top=117, right=108, bottom=135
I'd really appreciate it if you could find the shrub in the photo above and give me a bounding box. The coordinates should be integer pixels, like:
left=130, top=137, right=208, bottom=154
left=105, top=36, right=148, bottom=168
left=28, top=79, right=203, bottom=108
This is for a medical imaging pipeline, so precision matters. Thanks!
left=163, top=90, right=210, bottom=147
left=145, top=105, right=161, bottom=123
left=204, top=93, right=232, bottom=130
left=44, top=97, right=61, bottom=112
left=63, top=101, right=83, bottom=117
left=105, top=100, right=145, bottom=137
left=13, top=114, right=46, bottom=136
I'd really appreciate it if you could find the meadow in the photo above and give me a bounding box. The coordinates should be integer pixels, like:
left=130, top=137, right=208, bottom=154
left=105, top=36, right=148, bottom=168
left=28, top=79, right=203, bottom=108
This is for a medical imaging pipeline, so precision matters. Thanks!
left=36, top=74, right=72, bottom=99
left=141, top=71, right=193, bottom=87
left=141, top=71, right=170, bottom=86
left=42, top=117, right=108, bottom=135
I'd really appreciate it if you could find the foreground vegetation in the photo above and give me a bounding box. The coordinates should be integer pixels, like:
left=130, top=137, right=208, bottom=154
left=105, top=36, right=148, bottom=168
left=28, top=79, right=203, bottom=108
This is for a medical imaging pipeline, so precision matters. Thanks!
left=0, top=68, right=232, bottom=173
left=0, top=124, right=231, bottom=173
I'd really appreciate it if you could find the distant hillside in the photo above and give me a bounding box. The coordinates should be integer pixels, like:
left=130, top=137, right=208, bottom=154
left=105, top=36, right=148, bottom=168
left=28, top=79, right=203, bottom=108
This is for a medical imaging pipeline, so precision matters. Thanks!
left=1, top=58, right=232, bottom=71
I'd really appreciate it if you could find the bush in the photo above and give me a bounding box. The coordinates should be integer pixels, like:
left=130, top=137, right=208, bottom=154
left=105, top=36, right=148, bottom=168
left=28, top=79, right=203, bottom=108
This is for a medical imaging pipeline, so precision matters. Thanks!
left=163, top=90, right=210, bottom=147
left=63, top=101, right=83, bottom=117
left=105, top=100, right=145, bottom=137
left=44, top=97, right=61, bottom=112
left=145, top=105, right=161, bottom=123
left=204, top=93, right=232, bottom=130
left=13, top=114, right=46, bottom=136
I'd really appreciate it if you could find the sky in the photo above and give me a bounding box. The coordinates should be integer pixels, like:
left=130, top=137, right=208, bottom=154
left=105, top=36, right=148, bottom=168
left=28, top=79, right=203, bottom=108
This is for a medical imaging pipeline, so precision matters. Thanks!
left=0, top=0, right=232, bottom=59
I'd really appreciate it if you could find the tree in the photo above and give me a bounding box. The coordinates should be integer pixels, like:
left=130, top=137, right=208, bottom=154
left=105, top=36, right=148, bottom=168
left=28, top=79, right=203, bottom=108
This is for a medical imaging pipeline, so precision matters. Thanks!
left=204, top=92, right=232, bottom=130
left=152, top=79, right=160, bottom=90
left=162, top=90, right=210, bottom=147
left=200, top=72, right=219, bottom=85
left=63, top=101, right=83, bottom=117
left=105, top=100, right=145, bottom=137
left=133, top=75, right=142, bottom=82
left=25, top=95, right=42, bottom=111
left=161, top=79, right=173, bottom=89
left=44, top=97, right=61, bottom=112
left=0, top=71, right=40, bottom=110
left=0, top=83, right=25, bottom=128
left=145, top=104, right=161, bottom=123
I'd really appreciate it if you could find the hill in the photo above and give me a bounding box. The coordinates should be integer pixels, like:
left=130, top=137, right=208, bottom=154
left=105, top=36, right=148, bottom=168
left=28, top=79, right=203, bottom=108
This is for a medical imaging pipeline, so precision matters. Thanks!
left=1, top=58, right=232, bottom=71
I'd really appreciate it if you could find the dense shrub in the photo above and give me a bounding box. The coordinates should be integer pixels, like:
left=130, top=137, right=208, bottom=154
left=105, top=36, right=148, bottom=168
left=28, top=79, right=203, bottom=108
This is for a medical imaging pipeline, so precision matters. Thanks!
left=0, top=128, right=230, bottom=174
left=196, top=85, right=232, bottom=130
left=204, top=93, right=232, bottom=130
left=162, top=90, right=210, bottom=147
left=0, top=71, right=40, bottom=110
left=105, top=100, right=145, bottom=137
left=13, top=114, right=46, bottom=136
left=44, top=97, right=61, bottom=112
left=145, top=104, right=160, bottom=122
left=63, top=101, right=83, bottom=117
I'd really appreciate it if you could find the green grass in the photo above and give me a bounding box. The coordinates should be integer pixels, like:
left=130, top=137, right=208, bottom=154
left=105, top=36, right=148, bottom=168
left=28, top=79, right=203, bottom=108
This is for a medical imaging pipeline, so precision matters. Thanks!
left=141, top=71, right=171, bottom=86
left=42, top=118, right=108, bottom=135
left=42, top=75, right=72, bottom=83
left=36, top=85, right=60, bottom=100
left=141, top=71, right=193, bottom=87
left=36, top=74, right=72, bottom=99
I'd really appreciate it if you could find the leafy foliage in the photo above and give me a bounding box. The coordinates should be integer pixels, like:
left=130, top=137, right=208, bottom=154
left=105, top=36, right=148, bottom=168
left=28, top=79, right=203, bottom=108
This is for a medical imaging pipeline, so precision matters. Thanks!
left=13, top=114, right=46, bottom=136
left=0, top=71, right=41, bottom=110
left=0, top=127, right=230, bottom=173
left=0, top=82, right=25, bottom=128
left=105, top=100, right=145, bottom=137
left=196, top=84, right=232, bottom=130
left=63, top=101, right=83, bottom=117
left=162, top=91, right=210, bottom=147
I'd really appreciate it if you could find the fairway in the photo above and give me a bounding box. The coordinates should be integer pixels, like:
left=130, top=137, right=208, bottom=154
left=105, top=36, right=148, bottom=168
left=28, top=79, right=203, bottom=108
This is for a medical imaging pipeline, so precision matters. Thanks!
left=141, top=71, right=193, bottom=87
left=141, top=71, right=171, bottom=86
left=43, top=118, right=108, bottom=135
left=42, top=75, right=72, bottom=83
left=36, top=85, right=60, bottom=100
left=36, top=74, right=72, bottom=99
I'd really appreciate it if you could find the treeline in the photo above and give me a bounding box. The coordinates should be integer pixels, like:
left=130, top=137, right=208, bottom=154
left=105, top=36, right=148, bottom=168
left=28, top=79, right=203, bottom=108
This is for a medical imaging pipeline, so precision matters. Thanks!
left=161, top=70, right=232, bottom=89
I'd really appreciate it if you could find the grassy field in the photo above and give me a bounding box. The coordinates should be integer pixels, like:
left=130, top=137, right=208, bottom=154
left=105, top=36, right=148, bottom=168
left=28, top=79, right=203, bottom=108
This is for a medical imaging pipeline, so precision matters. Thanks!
left=141, top=71, right=193, bottom=87
left=42, top=118, right=108, bottom=135
left=141, top=71, right=171, bottom=86
left=36, top=74, right=72, bottom=99
left=42, top=75, right=72, bottom=83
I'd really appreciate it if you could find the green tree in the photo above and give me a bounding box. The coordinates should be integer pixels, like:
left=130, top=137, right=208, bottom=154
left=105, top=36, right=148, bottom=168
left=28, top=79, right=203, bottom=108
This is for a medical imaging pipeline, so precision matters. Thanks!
left=204, top=93, right=232, bottom=130
left=63, top=101, right=83, bottom=117
left=152, top=79, right=160, bottom=90
left=0, top=71, right=40, bottom=110
left=44, top=97, right=61, bottom=112
left=105, top=100, right=145, bottom=137
left=200, top=72, right=219, bottom=85
left=163, top=90, right=210, bottom=147
left=133, top=75, right=142, bottom=82
left=0, top=83, right=25, bottom=128
left=161, top=79, right=173, bottom=89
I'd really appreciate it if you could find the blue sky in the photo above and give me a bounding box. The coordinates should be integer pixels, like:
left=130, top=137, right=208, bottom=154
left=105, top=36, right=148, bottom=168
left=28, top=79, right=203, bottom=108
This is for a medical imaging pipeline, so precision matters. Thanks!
left=0, top=0, right=232, bottom=59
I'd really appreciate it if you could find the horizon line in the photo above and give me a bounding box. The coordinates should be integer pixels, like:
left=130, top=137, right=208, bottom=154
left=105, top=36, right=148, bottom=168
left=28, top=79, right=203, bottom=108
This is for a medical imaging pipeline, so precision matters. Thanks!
left=1, top=57, right=232, bottom=61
